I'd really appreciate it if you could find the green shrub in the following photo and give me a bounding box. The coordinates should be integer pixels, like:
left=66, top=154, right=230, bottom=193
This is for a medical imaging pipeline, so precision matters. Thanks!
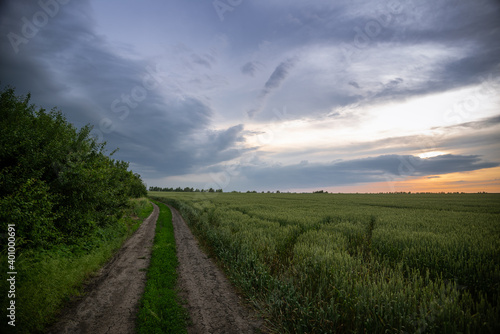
left=0, top=86, right=147, bottom=250
left=0, top=198, right=154, bottom=334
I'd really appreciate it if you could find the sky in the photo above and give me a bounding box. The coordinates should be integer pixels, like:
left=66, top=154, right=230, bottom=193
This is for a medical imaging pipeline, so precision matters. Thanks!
left=1, top=0, right=499, bottom=193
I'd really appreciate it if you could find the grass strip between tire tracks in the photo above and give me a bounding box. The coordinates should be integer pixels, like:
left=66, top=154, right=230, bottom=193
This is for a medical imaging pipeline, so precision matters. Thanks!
left=136, top=201, right=188, bottom=333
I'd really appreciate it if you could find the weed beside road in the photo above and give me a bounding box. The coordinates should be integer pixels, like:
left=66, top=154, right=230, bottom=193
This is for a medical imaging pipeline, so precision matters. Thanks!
left=0, top=198, right=153, bottom=334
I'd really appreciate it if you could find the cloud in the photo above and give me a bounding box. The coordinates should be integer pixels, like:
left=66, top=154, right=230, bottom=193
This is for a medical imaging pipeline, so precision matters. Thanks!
left=0, top=0, right=245, bottom=179
left=435, top=114, right=500, bottom=131
left=348, top=81, right=360, bottom=89
left=239, top=154, right=499, bottom=189
left=248, top=57, right=298, bottom=118
left=241, top=61, right=262, bottom=77
left=344, top=0, right=500, bottom=106
left=262, top=57, right=298, bottom=95
left=262, top=1, right=500, bottom=116
left=191, top=53, right=215, bottom=69
left=1, top=0, right=499, bottom=191
left=337, top=154, right=498, bottom=176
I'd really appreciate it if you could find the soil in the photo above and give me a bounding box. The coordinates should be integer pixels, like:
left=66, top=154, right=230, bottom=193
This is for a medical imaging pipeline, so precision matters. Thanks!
left=48, top=203, right=160, bottom=334
left=48, top=202, right=267, bottom=333
left=169, top=204, right=266, bottom=334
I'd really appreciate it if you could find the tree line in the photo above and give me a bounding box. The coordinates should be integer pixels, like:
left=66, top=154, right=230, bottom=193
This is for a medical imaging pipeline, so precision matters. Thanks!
left=0, top=86, right=147, bottom=250
left=150, top=187, right=287, bottom=193
left=149, top=186, right=223, bottom=193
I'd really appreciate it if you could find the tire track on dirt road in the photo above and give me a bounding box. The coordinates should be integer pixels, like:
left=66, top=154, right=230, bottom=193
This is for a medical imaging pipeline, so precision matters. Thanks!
left=48, top=203, right=159, bottom=334
left=168, top=204, right=267, bottom=334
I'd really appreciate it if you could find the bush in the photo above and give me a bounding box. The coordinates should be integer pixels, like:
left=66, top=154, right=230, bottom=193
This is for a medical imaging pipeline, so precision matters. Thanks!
left=0, top=86, right=147, bottom=250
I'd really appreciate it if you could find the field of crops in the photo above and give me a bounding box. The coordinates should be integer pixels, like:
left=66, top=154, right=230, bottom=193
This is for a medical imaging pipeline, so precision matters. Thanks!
left=151, top=192, right=500, bottom=333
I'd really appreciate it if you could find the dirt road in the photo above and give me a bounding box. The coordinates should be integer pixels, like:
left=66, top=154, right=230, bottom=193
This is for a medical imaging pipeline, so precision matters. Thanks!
left=169, top=204, right=266, bottom=334
left=48, top=203, right=159, bottom=334
left=49, top=202, right=265, bottom=333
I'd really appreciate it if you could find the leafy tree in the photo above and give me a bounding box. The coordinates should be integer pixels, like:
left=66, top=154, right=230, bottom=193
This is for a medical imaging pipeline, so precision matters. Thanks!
left=0, top=86, right=147, bottom=249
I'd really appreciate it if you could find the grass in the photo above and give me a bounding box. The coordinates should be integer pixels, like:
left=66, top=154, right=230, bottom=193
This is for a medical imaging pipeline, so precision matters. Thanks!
left=136, top=201, right=188, bottom=333
left=0, top=197, right=153, bottom=334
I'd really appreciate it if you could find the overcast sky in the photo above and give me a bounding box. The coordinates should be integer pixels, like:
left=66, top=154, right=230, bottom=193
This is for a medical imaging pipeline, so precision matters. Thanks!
left=1, top=0, right=499, bottom=192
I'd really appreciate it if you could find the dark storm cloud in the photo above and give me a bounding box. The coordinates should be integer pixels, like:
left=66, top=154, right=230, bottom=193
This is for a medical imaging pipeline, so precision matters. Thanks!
left=0, top=0, right=245, bottom=178
left=241, top=154, right=499, bottom=189
left=242, top=1, right=499, bottom=116
left=336, top=154, right=498, bottom=176
left=337, top=0, right=500, bottom=106
left=225, top=0, right=500, bottom=122
left=119, top=123, right=248, bottom=177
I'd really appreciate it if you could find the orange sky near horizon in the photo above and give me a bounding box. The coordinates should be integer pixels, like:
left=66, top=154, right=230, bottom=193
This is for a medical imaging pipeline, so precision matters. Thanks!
left=319, top=166, right=500, bottom=193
